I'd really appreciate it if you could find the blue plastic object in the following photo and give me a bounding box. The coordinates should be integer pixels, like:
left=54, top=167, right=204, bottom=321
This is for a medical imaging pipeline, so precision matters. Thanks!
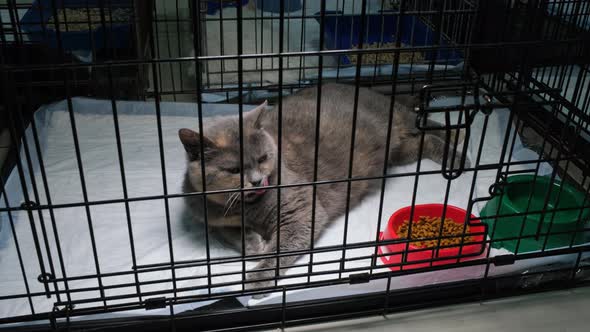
left=315, top=11, right=463, bottom=66
left=546, top=1, right=590, bottom=30
left=256, top=0, right=301, bottom=13
left=206, top=0, right=249, bottom=15
left=20, top=0, right=132, bottom=51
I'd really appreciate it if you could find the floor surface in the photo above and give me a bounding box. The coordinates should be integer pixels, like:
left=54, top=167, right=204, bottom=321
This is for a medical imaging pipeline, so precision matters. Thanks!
left=262, top=286, right=590, bottom=332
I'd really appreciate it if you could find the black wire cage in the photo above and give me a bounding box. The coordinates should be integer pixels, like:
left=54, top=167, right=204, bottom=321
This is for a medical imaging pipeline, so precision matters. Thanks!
left=1, top=0, right=590, bottom=331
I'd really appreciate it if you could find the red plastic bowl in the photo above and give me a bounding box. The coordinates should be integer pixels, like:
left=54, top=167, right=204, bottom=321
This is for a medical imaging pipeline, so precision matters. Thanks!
left=378, top=204, right=487, bottom=270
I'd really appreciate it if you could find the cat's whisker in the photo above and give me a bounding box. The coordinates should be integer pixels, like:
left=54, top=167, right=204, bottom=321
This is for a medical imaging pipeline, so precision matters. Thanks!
left=224, top=194, right=234, bottom=209
left=228, top=192, right=240, bottom=205
left=223, top=192, right=237, bottom=212
left=223, top=192, right=235, bottom=209
left=224, top=192, right=241, bottom=217
left=230, top=192, right=241, bottom=206
left=224, top=197, right=239, bottom=217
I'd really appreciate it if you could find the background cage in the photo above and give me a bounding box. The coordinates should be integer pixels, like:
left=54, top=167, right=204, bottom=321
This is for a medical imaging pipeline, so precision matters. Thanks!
left=1, top=0, right=590, bottom=331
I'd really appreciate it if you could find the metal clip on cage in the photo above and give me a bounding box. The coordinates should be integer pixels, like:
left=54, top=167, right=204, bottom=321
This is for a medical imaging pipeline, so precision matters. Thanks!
left=415, top=79, right=513, bottom=179
left=415, top=82, right=473, bottom=179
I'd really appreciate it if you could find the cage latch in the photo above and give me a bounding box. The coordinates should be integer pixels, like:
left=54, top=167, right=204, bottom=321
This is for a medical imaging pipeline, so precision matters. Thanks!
left=37, top=272, right=54, bottom=284
left=49, top=306, right=58, bottom=331
left=144, top=296, right=167, bottom=310
left=349, top=272, right=370, bottom=284
left=20, top=200, right=38, bottom=209
left=493, top=254, right=516, bottom=266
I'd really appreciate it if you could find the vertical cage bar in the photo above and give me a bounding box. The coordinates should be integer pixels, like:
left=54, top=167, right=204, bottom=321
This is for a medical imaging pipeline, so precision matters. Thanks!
left=62, top=81, right=107, bottom=305
left=237, top=0, right=247, bottom=291
left=340, top=0, right=367, bottom=278
left=162, top=0, right=178, bottom=101
left=21, top=95, right=73, bottom=305
left=371, top=0, right=406, bottom=275
left=106, top=65, right=142, bottom=301
left=175, top=0, right=184, bottom=92
left=152, top=0, right=165, bottom=99
left=148, top=5, right=178, bottom=300
left=0, top=182, right=35, bottom=314
left=432, top=109, right=465, bottom=262
left=191, top=0, right=214, bottom=295
left=274, top=0, right=285, bottom=286
left=3, top=50, right=52, bottom=301
left=13, top=86, right=62, bottom=303
left=298, top=0, right=307, bottom=82
left=309, top=0, right=327, bottom=285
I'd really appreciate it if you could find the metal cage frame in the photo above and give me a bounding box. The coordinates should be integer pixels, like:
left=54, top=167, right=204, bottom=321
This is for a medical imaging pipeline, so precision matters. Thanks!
left=1, top=0, right=590, bottom=331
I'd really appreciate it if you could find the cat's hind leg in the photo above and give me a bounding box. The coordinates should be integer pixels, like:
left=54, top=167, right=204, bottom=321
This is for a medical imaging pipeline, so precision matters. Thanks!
left=423, top=133, right=470, bottom=169
left=391, top=133, right=469, bottom=169
left=419, top=117, right=471, bottom=168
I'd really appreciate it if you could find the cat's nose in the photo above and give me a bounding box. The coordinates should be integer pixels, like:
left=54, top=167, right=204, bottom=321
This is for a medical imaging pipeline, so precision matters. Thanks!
left=250, top=179, right=262, bottom=187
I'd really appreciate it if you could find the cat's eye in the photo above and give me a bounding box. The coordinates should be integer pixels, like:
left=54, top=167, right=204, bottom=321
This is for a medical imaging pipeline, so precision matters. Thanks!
left=227, top=167, right=241, bottom=174
left=258, top=154, right=268, bottom=163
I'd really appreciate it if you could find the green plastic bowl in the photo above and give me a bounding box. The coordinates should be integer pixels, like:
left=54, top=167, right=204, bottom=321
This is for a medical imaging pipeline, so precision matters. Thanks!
left=480, top=174, right=589, bottom=253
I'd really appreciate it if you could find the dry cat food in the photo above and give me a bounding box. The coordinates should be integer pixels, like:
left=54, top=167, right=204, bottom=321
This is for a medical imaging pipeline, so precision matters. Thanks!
left=46, top=8, right=132, bottom=31
left=347, top=42, right=424, bottom=65
left=397, top=216, right=473, bottom=248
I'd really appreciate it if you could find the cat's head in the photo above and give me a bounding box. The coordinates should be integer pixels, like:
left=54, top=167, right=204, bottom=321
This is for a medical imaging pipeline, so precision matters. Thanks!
left=179, top=101, right=277, bottom=206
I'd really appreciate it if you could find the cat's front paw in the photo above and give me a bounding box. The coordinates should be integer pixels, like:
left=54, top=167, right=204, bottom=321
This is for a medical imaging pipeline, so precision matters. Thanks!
left=245, top=232, right=265, bottom=256
left=246, top=270, right=276, bottom=299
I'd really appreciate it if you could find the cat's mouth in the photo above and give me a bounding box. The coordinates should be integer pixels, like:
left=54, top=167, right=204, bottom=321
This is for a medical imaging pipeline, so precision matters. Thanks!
left=244, top=177, right=269, bottom=203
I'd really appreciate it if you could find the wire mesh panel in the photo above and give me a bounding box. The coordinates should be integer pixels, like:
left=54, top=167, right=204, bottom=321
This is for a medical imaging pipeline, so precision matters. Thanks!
left=1, top=0, right=590, bottom=331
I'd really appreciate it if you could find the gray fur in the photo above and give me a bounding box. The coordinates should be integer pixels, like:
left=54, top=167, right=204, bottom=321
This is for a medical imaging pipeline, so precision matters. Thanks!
left=179, top=83, right=468, bottom=297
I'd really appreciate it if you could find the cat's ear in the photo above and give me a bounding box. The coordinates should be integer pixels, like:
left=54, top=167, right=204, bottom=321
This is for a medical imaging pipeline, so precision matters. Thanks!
left=178, top=128, right=217, bottom=161
left=247, top=100, right=268, bottom=129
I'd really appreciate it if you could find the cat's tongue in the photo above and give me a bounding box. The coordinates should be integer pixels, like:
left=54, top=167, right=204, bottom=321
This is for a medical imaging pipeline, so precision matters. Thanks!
left=254, top=177, right=269, bottom=195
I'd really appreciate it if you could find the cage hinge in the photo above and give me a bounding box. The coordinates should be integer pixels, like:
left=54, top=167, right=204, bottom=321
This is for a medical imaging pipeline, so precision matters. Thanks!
left=493, top=254, right=516, bottom=266
left=49, top=303, right=74, bottom=330
left=349, top=272, right=371, bottom=284
left=144, top=296, right=167, bottom=310
left=49, top=306, right=58, bottom=331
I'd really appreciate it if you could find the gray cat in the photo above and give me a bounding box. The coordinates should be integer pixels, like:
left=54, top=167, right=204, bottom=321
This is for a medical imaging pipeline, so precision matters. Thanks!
left=179, top=83, right=467, bottom=296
